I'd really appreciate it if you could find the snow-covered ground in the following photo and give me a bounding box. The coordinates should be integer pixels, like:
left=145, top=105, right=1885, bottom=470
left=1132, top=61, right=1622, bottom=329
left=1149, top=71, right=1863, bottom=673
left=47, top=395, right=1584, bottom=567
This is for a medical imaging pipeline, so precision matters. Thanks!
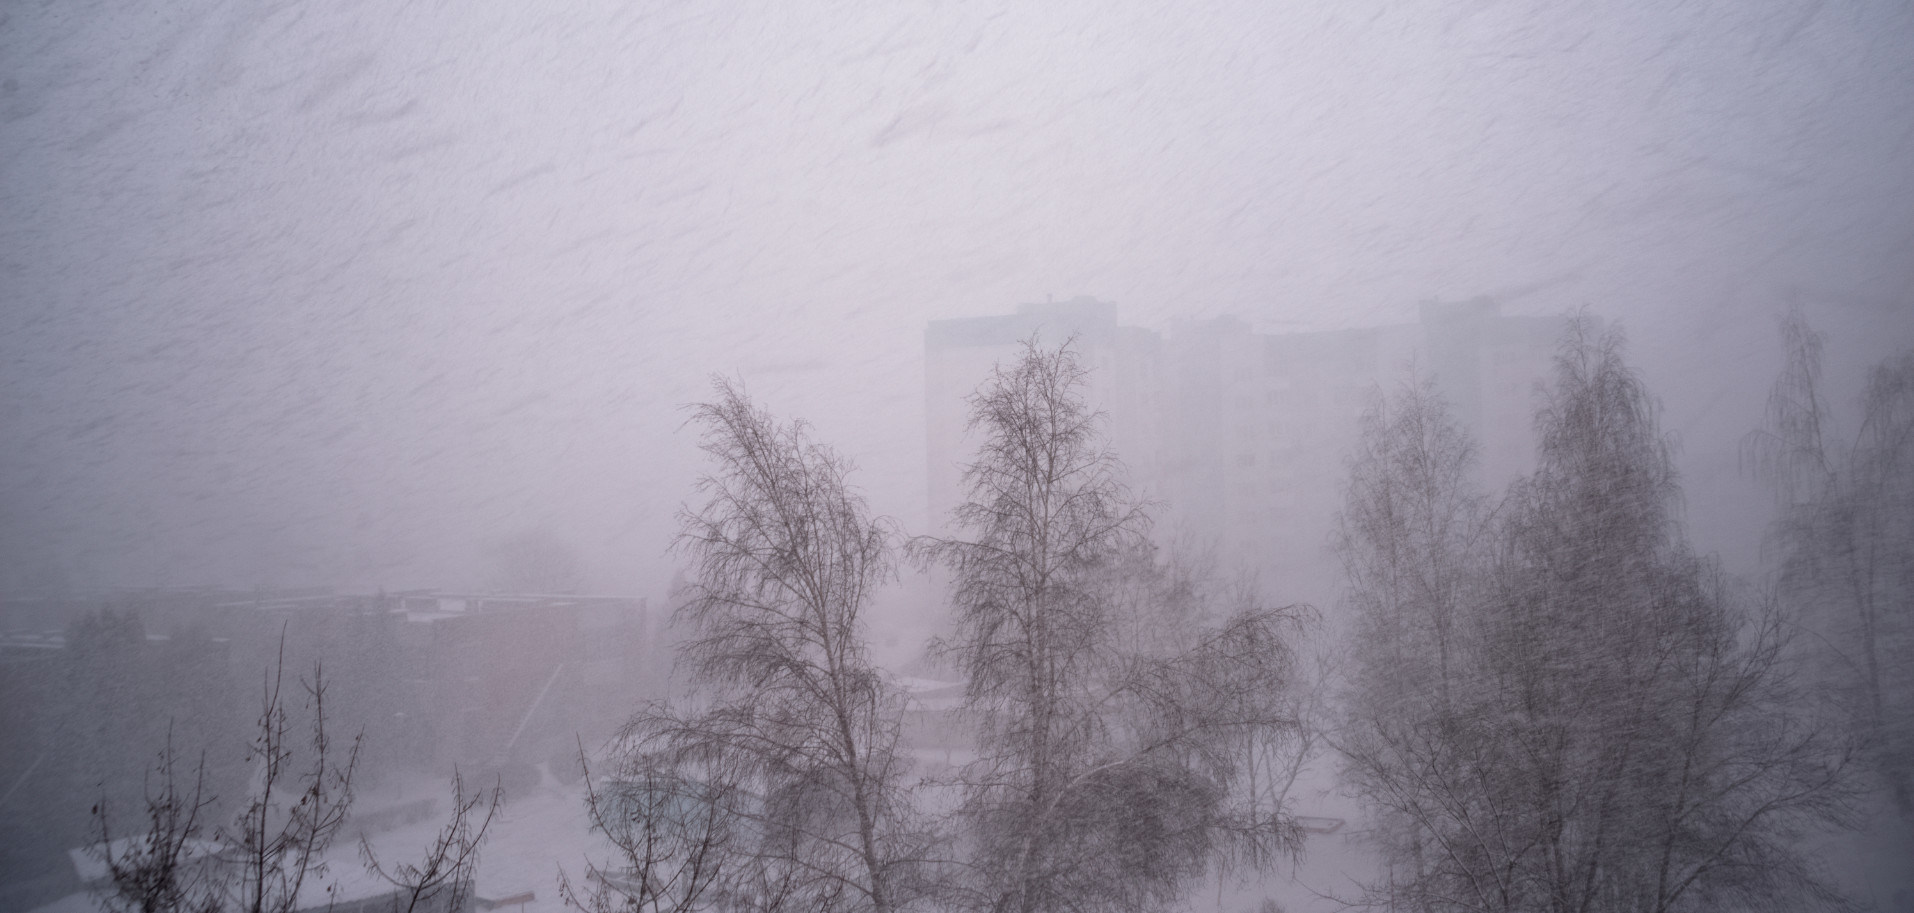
left=84, top=752, right=1911, bottom=913
left=348, top=766, right=595, bottom=913
left=33, top=763, right=596, bottom=913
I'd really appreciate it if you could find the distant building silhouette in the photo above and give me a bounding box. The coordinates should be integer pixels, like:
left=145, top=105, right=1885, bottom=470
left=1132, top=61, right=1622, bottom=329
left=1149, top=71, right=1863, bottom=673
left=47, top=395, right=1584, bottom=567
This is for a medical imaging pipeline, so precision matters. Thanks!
left=925, top=297, right=1565, bottom=602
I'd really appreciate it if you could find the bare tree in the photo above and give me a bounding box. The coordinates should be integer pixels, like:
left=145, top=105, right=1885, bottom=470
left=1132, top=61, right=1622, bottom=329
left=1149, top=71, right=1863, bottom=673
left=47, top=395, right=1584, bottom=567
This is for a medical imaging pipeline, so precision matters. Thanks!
left=224, top=648, right=361, bottom=913
left=1337, top=317, right=1862, bottom=912
left=361, top=770, right=501, bottom=913
left=562, top=724, right=840, bottom=913
left=90, top=730, right=222, bottom=913
left=572, top=377, right=926, bottom=913
left=561, top=742, right=747, bottom=913
left=90, top=637, right=501, bottom=913
left=1101, top=536, right=1322, bottom=877
left=916, top=338, right=1311, bottom=913
left=1335, top=371, right=1489, bottom=719
left=1745, top=310, right=1914, bottom=814
left=1329, top=372, right=1492, bottom=905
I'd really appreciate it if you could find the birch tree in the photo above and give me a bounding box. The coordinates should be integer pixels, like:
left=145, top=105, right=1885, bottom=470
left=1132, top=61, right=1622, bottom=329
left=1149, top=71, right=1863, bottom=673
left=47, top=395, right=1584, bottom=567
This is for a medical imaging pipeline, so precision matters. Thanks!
left=1330, top=373, right=1490, bottom=904
left=917, top=338, right=1309, bottom=913
left=575, top=378, right=925, bottom=913
left=1337, top=317, right=1861, bottom=912
left=1745, top=311, right=1914, bottom=814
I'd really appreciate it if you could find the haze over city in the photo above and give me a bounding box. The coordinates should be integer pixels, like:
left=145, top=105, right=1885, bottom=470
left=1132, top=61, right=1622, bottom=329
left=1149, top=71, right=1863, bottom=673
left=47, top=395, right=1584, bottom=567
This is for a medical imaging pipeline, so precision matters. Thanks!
left=2, top=2, right=1911, bottom=913
left=5, top=0, right=1910, bottom=598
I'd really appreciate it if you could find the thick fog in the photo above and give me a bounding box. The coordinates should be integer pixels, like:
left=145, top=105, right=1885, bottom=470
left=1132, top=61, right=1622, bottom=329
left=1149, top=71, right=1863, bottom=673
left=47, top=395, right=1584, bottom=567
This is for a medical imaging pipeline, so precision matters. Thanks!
left=5, top=0, right=1910, bottom=596
left=3, top=2, right=1913, bottom=912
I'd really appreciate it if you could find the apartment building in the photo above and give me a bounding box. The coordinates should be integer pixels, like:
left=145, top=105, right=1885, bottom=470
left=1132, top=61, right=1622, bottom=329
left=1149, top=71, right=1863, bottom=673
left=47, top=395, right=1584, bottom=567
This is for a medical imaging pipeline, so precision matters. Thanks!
left=925, top=297, right=1565, bottom=603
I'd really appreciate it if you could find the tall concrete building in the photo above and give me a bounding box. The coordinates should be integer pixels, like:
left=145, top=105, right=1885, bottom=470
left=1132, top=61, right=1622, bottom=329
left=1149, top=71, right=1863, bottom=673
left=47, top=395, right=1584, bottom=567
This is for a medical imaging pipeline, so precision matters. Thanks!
left=925, top=297, right=1567, bottom=605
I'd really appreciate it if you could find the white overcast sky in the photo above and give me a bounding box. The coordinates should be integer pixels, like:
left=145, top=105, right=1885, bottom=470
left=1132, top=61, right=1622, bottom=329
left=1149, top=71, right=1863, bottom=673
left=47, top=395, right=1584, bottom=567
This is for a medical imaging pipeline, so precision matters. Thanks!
left=3, top=0, right=1911, bottom=597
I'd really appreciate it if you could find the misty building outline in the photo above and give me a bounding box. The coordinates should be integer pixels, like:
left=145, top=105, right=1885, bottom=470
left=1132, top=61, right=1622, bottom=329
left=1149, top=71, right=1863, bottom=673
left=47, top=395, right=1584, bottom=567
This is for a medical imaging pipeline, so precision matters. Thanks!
left=925, top=297, right=1564, bottom=597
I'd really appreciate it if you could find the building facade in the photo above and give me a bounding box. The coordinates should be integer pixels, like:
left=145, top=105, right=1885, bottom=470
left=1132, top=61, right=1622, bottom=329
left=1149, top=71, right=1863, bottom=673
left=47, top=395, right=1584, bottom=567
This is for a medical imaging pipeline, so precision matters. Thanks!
left=925, top=297, right=1566, bottom=605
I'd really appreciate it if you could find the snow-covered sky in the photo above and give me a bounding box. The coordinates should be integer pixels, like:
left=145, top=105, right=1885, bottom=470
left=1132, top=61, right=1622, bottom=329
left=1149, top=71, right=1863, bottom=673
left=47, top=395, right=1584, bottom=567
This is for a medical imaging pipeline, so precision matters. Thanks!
left=3, top=0, right=1911, bottom=597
